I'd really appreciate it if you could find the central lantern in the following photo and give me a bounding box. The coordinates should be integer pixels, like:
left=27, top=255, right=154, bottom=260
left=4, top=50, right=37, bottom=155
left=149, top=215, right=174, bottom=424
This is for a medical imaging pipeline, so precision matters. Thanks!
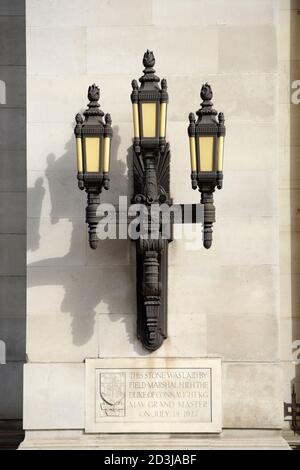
left=131, top=50, right=168, bottom=155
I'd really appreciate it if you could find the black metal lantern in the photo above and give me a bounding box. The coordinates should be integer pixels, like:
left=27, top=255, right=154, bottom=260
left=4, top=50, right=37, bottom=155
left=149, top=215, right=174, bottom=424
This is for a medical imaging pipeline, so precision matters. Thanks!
left=74, top=84, right=112, bottom=249
left=188, top=83, right=225, bottom=248
left=131, top=50, right=168, bottom=156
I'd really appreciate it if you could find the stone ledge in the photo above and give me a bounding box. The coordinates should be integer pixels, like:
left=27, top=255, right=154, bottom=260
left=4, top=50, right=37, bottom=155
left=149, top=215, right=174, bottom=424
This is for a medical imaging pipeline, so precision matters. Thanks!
left=19, top=430, right=290, bottom=450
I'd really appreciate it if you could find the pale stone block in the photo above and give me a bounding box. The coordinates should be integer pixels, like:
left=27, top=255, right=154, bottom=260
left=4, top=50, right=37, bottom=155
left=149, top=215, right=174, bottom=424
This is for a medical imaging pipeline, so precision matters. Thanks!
left=207, top=314, right=279, bottom=361
left=27, top=266, right=136, bottom=316
left=87, top=26, right=218, bottom=75
left=280, top=229, right=300, bottom=274
left=27, top=171, right=85, bottom=219
left=225, top=121, right=277, bottom=171
left=218, top=171, right=277, bottom=218
left=27, top=217, right=86, bottom=266
left=280, top=0, right=300, bottom=9
left=0, top=150, right=26, bottom=191
left=26, top=314, right=98, bottom=362
left=166, top=73, right=277, bottom=124
left=27, top=27, right=86, bottom=75
left=0, top=234, right=25, bottom=275
left=27, top=123, right=77, bottom=171
left=98, top=312, right=207, bottom=357
left=222, top=363, right=283, bottom=428
left=86, top=0, right=152, bottom=26
left=0, top=317, right=26, bottom=361
left=27, top=75, right=133, bottom=125
left=280, top=317, right=300, bottom=360
left=0, top=192, right=25, bottom=234
left=278, top=10, right=300, bottom=61
left=0, top=363, right=23, bottom=419
left=27, top=75, right=85, bottom=124
left=86, top=239, right=134, bottom=267
left=19, top=429, right=290, bottom=450
left=153, top=0, right=275, bottom=27
left=0, top=276, right=25, bottom=318
left=27, top=0, right=152, bottom=27
left=85, top=358, right=221, bottom=433
left=169, top=265, right=278, bottom=316
left=26, top=0, right=86, bottom=27
left=23, top=363, right=84, bottom=429
left=279, top=189, right=300, bottom=229
left=279, top=146, right=300, bottom=190
left=280, top=273, right=300, bottom=318
left=219, top=26, right=277, bottom=72
left=280, top=273, right=292, bottom=317
left=279, top=104, right=291, bottom=147
left=279, top=60, right=300, bottom=105
left=216, top=216, right=278, bottom=268
left=170, top=216, right=277, bottom=268
left=0, top=17, right=25, bottom=65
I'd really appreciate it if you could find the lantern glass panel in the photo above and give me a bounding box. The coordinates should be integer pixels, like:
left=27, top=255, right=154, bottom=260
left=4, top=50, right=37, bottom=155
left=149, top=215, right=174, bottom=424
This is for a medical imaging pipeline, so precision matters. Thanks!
left=217, top=136, right=224, bottom=172
left=189, top=136, right=196, bottom=172
left=76, top=137, right=83, bottom=172
left=141, top=102, right=157, bottom=137
left=132, top=103, right=140, bottom=138
left=160, top=102, right=167, bottom=138
left=85, top=137, right=101, bottom=172
left=199, top=136, right=214, bottom=172
left=103, top=137, right=111, bottom=173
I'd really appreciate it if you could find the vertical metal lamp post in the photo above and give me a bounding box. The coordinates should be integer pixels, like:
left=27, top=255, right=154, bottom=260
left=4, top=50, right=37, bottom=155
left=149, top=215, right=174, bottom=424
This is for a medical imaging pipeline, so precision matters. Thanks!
left=131, top=50, right=171, bottom=351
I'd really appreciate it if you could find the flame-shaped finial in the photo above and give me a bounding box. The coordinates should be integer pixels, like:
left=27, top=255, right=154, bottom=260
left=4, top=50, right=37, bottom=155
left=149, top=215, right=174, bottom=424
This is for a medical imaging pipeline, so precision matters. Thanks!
left=200, top=82, right=213, bottom=102
left=87, top=83, right=100, bottom=102
left=143, top=49, right=155, bottom=69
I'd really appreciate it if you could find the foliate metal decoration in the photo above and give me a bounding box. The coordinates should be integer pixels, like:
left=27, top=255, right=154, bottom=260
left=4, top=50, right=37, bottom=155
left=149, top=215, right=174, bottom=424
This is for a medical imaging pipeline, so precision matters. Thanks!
left=188, top=83, right=226, bottom=248
left=74, top=84, right=113, bottom=249
left=131, top=51, right=171, bottom=351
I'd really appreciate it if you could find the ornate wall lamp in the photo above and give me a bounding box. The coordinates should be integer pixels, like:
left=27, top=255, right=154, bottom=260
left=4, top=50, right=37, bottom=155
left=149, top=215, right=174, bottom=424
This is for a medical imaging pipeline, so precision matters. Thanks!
left=74, top=84, right=112, bottom=249
left=74, top=51, right=226, bottom=351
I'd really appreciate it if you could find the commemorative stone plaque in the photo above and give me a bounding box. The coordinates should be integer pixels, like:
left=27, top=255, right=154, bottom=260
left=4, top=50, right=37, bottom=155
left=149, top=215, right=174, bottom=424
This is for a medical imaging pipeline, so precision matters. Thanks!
left=85, top=358, right=222, bottom=433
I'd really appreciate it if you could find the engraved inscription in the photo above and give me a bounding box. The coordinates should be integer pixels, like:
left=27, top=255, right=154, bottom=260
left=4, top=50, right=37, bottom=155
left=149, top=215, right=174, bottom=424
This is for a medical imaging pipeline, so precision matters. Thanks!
left=96, top=368, right=211, bottom=423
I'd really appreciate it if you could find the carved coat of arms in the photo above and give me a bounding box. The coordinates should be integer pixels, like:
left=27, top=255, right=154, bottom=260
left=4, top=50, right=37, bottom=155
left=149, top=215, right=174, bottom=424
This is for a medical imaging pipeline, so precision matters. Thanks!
left=99, top=372, right=126, bottom=417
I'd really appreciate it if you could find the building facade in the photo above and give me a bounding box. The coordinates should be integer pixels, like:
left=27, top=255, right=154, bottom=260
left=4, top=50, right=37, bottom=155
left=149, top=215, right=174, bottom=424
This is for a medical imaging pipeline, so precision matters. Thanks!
left=0, top=0, right=299, bottom=449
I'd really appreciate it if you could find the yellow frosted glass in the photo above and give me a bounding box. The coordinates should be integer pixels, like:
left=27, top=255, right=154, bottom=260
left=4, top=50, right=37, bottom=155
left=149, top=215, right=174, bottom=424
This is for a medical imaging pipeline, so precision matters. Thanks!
left=103, top=137, right=110, bottom=173
left=199, top=137, right=214, bottom=172
left=142, top=102, right=156, bottom=137
left=85, top=137, right=100, bottom=172
left=217, top=136, right=224, bottom=171
left=76, top=138, right=83, bottom=172
left=160, top=102, right=167, bottom=138
left=132, top=103, right=140, bottom=138
left=189, top=137, right=196, bottom=172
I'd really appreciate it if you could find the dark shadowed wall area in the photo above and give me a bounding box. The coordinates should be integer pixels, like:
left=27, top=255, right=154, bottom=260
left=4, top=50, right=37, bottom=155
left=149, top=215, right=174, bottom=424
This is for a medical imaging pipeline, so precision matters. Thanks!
left=0, top=0, right=26, bottom=433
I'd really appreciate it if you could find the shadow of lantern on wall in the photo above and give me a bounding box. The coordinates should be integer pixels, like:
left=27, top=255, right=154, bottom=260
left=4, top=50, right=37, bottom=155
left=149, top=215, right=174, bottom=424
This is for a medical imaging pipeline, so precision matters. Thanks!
left=74, top=50, right=226, bottom=351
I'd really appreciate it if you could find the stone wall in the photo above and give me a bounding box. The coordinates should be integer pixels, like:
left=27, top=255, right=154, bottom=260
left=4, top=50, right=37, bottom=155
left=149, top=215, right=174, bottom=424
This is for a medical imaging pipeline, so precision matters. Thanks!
left=0, top=0, right=26, bottom=420
left=279, top=0, right=300, bottom=431
left=24, top=0, right=282, bottom=431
